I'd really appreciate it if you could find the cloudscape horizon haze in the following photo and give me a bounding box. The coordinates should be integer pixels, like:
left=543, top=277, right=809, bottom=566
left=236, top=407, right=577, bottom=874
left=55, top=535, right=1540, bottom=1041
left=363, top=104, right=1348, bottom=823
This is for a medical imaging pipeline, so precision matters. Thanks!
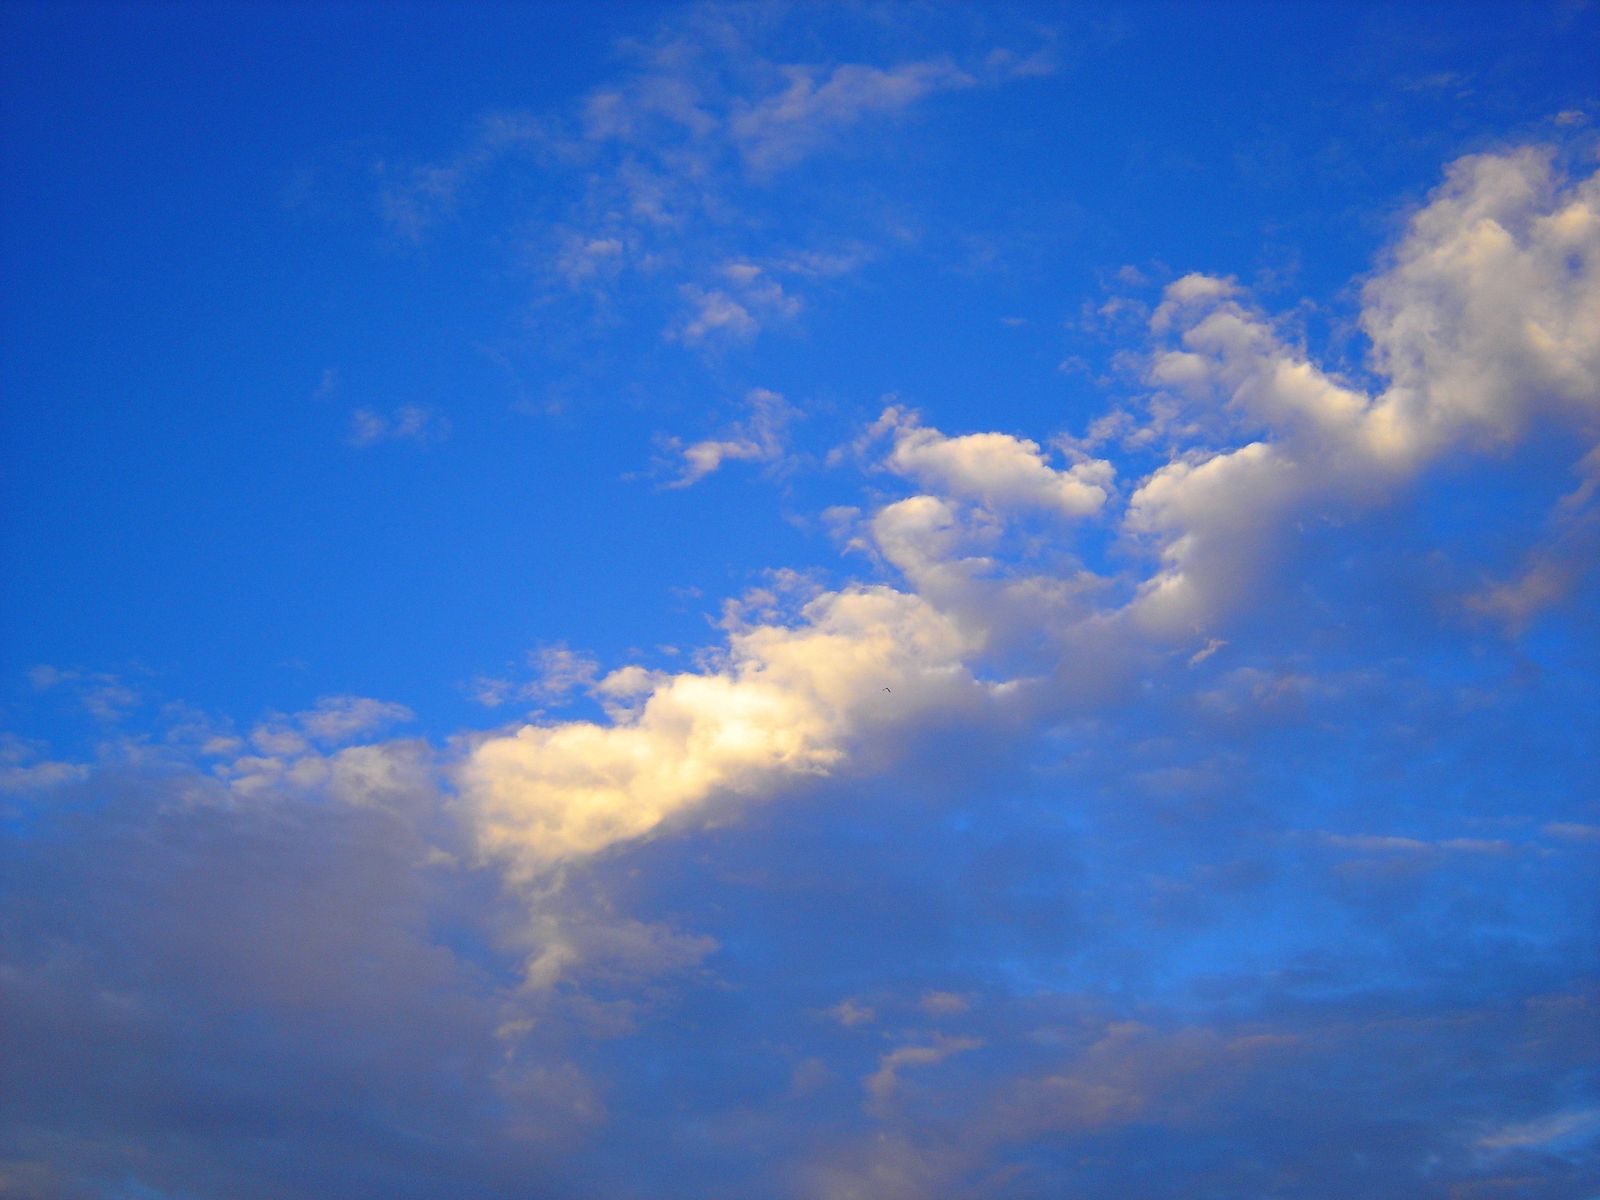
left=3, top=2, right=1598, bottom=1197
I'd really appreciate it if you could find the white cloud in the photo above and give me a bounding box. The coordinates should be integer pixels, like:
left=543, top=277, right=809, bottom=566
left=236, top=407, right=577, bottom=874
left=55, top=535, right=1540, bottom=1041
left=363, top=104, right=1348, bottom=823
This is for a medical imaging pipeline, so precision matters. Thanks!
left=459, top=146, right=1600, bottom=975
left=527, top=644, right=601, bottom=703
left=1360, top=147, right=1600, bottom=461
left=676, top=266, right=802, bottom=345
left=380, top=110, right=547, bottom=241
left=392, top=14, right=1047, bottom=351
left=677, top=286, right=759, bottom=343
left=1122, top=148, right=1600, bottom=636
left=224, top=696, right=418, bottom=796
left=919, top=990, right=971, bottom=1016
left=827, top=997, right=877, bottom=1028
left=871, top=405, right=1113, bottom=519
left=461, top=584, right=986, bottom=881
left=664, top=387, right=794, bottom=487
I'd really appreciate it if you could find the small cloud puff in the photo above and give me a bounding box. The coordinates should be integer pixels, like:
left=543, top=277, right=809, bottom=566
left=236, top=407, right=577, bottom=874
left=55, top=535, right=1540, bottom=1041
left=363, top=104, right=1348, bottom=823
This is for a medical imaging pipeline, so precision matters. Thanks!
left=869, top=406, right=1114, bottom=519
left=349, top=404, right=450, bottom=448
left=472, top=645, right=601, bottom=712
left=675, top=265, right=801, bottom=345
left=662, top=387, right=795, bottom=488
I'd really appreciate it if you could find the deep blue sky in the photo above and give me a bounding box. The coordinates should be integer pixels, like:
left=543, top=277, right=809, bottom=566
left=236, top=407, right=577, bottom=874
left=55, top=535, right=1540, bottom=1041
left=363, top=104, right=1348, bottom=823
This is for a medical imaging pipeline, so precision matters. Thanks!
left=3, top=3, right=1598, bottom=1198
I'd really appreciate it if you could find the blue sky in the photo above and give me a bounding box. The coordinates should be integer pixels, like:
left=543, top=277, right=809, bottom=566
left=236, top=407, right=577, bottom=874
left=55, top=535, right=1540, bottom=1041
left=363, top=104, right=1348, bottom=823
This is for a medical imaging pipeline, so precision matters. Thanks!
left=3, top=2, right=1599, bottom=1197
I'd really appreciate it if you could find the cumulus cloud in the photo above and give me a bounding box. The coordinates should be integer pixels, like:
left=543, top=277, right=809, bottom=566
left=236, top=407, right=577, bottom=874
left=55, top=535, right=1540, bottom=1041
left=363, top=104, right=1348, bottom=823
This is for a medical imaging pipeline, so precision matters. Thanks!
left=0, top=763, right=607, bottom=1200
left=869, top=405, right=1114, bottom=519
left=471, top=644, right=601, bottom=712
left=1123, top=147, right=1600, bottom=636
left=207, top=697, right=419, bottom=797
left=19, top=146, right=1591, bottom=1193
left=462, top=582, right=988, bottom=881
left=296, top=695, right=417, bottom=743
left=454, top=146, right=1600, bottom=925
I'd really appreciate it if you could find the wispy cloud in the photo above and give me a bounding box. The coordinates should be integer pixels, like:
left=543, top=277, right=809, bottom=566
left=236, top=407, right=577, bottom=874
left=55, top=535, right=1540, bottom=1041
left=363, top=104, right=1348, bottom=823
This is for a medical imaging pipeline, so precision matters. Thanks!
left=728, top=58, right=975, bottom=173
left=660, top=386, right=795, bottom=487
left=378, top=7, right=1054, bottom=352
left=348, top=404, right=450, bottom=447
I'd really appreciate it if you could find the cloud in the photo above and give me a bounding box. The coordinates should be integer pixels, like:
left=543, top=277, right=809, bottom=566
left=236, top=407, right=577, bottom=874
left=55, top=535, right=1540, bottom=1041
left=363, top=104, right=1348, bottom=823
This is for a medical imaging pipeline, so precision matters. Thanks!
left=295, top=695, right=417, bottom=744
left=389, top=147, right=1600, bottom=1066
left=675, top=266, right=802, bottom=345
left=1122, top=147, right=1600, bottom=636
left=470, top=645, right=602, bottom=712
left=458, top=146, right=1600, bottom=899
left=462, top=582, right=988, bottom=882
left=0, top=764, right=606, bottom=1200
left=870, top=405, right=1114, bottom=519
left=525, top=644, right=601, bottom=703
left=827, top=997, right=877, bottom=1028
left=864, top=1034, right=982, bottom=1113
left=27, top=666, right=140, bottom=722
left=730, top=58, right=975, bottom=173
left=380, top=110, right=547, bottom=241
left=663, top=387, right=795, bottom=487
left=810, top=991, right=1600, bottom=1198
left=677, top=286, right=761, bottom=343
left=249, top=694, right=415, bottom=750
left=918, top=990, right=971, bottom=1016
left=1477, top=1107, right=1600, bottom=1153
left=208, top=697, right=419, bottom=797
left=348, top=404, right=450, bottom=448
left=384, top=10, right=1051, bottom=353
left=0, top=735, right=89, bottom=796
left=12, top=143, right=1600, bottom=1196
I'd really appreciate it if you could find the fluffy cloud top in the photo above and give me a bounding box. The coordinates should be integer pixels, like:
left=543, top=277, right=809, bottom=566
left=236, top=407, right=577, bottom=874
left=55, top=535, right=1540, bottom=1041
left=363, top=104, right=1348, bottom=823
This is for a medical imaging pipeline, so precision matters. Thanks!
left=463, top=585, right=985, bottom=880
left=1126, top=148, right=1600, bottom=635
left=873, top=406, right=1114, bottom=519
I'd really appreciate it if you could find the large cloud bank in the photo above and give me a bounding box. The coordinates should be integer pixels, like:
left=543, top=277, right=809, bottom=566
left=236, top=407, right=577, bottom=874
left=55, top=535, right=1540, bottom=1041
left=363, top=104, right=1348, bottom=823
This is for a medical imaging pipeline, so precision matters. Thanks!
left=460, top=145, right=1600, bottom=884
left=5, top=143, right=1598, bottom=1200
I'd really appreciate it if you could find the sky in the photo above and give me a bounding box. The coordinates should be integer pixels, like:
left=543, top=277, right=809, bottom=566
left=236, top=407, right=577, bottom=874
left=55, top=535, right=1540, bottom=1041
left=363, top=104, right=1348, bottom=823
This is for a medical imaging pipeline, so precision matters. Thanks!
left=2, top=1, right=1599, bottom=1197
